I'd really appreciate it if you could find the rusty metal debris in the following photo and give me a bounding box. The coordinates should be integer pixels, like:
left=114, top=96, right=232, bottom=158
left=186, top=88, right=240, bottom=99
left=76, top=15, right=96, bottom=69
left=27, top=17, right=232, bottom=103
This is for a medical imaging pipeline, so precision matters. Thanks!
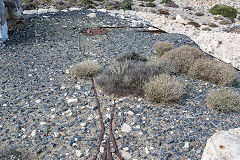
left=90, top=77, right=124, bottom=160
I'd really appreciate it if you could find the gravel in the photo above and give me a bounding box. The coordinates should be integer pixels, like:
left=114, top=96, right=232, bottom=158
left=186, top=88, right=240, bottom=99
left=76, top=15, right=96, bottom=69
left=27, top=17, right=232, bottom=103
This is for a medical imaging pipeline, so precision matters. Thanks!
left=0, top=9, right=240, bottom=160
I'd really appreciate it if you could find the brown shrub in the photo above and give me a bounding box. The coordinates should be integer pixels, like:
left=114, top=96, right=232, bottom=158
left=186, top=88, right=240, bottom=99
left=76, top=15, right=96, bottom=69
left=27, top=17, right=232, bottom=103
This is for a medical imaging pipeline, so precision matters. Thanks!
left=153, top=41, right=173, bottom=57
left=115, top=52, right=147, bottom=62
left=161, top=45, right=207, bottom=74
left=207, top=88, right=240, bottom=112
left=70, top=60, right=102, bottom=78
left=188, top=58, right=237, bottom=86
left=144, top=74, right=186, bottom=103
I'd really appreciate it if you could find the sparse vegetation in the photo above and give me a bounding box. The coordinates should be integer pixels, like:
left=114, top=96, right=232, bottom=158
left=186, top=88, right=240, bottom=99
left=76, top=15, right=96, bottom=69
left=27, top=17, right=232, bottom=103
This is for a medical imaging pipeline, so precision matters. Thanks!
left=153, top=41, right=173, bottom=57
left=144, top=74, right=186, bottom=103
left=70, top=60, right=102, bottom=78
left=146, top=59, right=179, bottom=75
left=119, top=0, right=132, bottom=10
left=209, top=4, right=238, bottom=19
left=160, top=0, right=172, bottom=4
left=218, top=19, right=233, bottom=25
left=77, top=0, right=96, bottom=9
left=201, top=27, right=212, bottom=31
left=146, top=2, right=156, bottom=7
left=161, top=45, right=207, bottom=74
left=188, top=58, right=237, bottom=86
left=115, top=52, right=147, bottom=62
left=22, top=0, right=37, bottom=10
left=207, top=22, right=219, bottom=28
left=138, top=0, right=155, bottom=2
left=0, top=146, right=32, bottom=160
left=207, top=89, right=240, bottom=112
left=195, top=12, right=204, bottom=16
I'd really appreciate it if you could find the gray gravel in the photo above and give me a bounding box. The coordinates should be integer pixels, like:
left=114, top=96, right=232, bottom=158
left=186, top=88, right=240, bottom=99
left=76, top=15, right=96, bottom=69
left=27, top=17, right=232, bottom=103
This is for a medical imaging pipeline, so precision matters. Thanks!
left=0, top=9, right=240, bottom=160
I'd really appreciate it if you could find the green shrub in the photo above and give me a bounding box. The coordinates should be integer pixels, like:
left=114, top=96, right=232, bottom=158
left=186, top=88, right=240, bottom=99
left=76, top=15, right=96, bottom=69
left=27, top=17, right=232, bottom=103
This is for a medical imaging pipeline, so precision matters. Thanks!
left=161, top=45, right=207, bottom=74
left=153, top=41, right=173, bottom=57
left=207, top=22, right=219, bottom=28
left=218, top=19, right=233, bottom=25
left=144, top=74, right=186, bottom=103
left=0, top=146, right=32, bottom=160
left=202, top=27, right=212, bottom=31
left=207, top=89, right=240, bottom=112
left=209, top=4, right=238, bottom=18
left=146, top=2, right=156, bottom=7
left=96, top=60, right=176, bottom=97
left=78, top=0, right=96, bottom=9
left=70, top=60, right=102, bottom=78
left=115, top=52, right=147, bottom=62
left=188, top=58, right=237, bottom=86
left=138, top=0, right=155, bottom=2
left=22, top=0, right=37, bottom=10
left=119, top=0, right=132, bottom=10
left=160, top=0, right=172, bottom=4
left=195, top=12, right=204, bottom=16
left=146, top=59, right=179, bottom=75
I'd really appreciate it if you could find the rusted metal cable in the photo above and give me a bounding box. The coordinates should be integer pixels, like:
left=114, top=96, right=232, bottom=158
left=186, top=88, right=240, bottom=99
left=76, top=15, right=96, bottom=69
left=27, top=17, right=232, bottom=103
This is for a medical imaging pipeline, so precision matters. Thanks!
left=109, top=102, right=124, bottom=160
left=102, top=140, right=108, bottom=160
left=91, top=77, right=105, bottom=160
left=107, top=139, right=113, bottom=160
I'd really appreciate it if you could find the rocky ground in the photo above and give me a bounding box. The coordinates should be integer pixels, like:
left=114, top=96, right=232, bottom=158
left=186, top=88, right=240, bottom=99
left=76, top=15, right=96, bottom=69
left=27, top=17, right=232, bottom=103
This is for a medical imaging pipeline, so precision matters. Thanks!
left=1, top=8, right=240, bottom=160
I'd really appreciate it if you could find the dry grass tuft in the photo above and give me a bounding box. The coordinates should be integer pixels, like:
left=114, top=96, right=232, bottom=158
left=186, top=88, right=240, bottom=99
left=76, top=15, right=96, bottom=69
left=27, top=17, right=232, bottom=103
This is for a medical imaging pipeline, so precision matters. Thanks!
left=70, top=60, right=102, bottom=78
left=144, top=74, right=186, bottom=103
left=115, top=52, right=147, bottom=62
left=146, top=59, right=179, bottom=75
left=161, top=45, right=207, bottom=74
left=153, top=41, right=173, bottom=57
left=207, top=89, right=240, bottom=112
left=188, top=58, right=237, bottom=86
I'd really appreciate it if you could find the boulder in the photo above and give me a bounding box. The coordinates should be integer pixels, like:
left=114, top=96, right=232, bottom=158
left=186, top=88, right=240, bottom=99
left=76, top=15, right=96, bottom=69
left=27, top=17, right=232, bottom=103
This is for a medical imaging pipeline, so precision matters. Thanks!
left=201, top=128, right=240, bottom=160
left=0, top=0, right=8, bottom=43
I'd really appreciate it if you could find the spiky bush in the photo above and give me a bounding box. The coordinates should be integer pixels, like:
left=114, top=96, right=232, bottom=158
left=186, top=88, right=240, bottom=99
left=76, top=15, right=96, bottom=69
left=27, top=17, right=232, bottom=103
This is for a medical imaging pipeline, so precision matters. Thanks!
left=70, top=60, right=102, bottom=78
left=119, top=0, right=132, bottom=10
left=0, top=146, right=32, bottom=160
left=188, top=58, right=237, bottom=86
left=115, top=52, right=147, bottom=62
left=96, top=61, right=151, bottom=97
left=207, top=89, right=240, bottom=112
left=209, top=4, right=238, bottom=19
left=161, top=45, right=207, bottom=74
left=144, top=74, right=186, bottom=103
left=153, top=41, right=174, bottom=57
left=146, top=59, right=179, bottom=75
left=160, top=0, right=172, bottom=4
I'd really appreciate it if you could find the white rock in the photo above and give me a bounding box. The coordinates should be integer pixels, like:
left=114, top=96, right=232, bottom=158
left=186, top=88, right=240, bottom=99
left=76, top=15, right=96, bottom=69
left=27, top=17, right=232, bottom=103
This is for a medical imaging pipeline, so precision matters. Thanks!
left=145, top=147, right=150, bottom=154
left=121, top=150, right=132, bottom=159
left=121, top=123, right=132, bottom=133
left=184, top=142, right=190, bottom=149
left=88, top=13, right=96, bottom=18
left=75, top=150, right=83, bottom=157
left=127, top=111, right=134, bottom=116
left=100, top=146, right=104, bottom=153
left=53, top=132, right=60, bottom=138
left=123, top=147, right=129, bottom=151
left=23, top=10, right=38, bottom=15
left=80, top=123, right=86, bottom=127
left=67, top=98, right=78, bottom=103
left=201, top=128, right=240, bottom=160
left=31, top=130, right=37, bottom=137
left=35, top=99, right=41, bottom=103
left=97, top=9, right=106, bottom=13
left=176, top=14, right=187, bottom=24
left=69, top=7, right=80, bottom=11
left=40, top=122, right=47, bottom=125
left=38, top=9, right=48, bottom=14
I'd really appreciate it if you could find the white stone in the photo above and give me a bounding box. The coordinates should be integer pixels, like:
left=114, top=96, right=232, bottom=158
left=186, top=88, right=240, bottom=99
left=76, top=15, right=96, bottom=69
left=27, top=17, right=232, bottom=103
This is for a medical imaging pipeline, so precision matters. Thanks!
left=35, top=99, right=41, bottom=103
left=38, top=9, right=48, bottom=14
left=80, top=123, right=86, bottom=127
left=127, top=111, right=134, bottom=116
left=184, top=142, right=190, bottom=149
left=100, top=146, right=104, bottom=153
left=23, top=9, right=38, bottom=15
left=40, top=122, right=47, bottom=125
left=121, top=123, right=132, bottom=133
left=123, top=147, right=129, bottom=151
left=31, top=130, right=37, bottom=137
left=69, top=7, right=80, bottom=11
left=67, top=98, right=78, bottom=103
left=201, top=128, right=240, bottom=160
left=88, top=13, right=96, bottom=18
left=145, top=147, right=150, bottom=154
left=97, top=9, right=106, bottom=13
left=176, top=14, right=187, bottom=24
left=54, top=132, right=60, bottom=138
left=121, top=150, right=132, bottom=159
left=75, top=150, right=83, bottom=157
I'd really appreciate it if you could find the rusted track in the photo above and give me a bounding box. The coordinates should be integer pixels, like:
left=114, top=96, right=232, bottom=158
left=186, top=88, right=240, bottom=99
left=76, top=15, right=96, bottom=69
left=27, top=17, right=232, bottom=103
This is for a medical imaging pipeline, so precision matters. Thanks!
left=107, top=140, right=113, bottom=160
left=91, top=77, right=105, bottom=160
left=109, top=102, right=124, bottom=160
